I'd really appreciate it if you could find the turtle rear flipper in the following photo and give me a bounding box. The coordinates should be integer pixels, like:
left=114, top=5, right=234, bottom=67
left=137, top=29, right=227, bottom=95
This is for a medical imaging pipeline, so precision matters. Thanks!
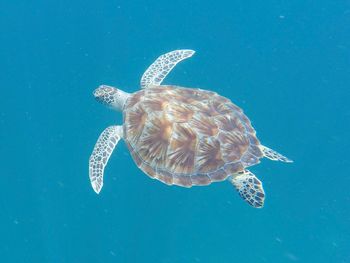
left=229, top=170, right=265, bottom=208
left=89, top=125, right=123, bottom=194
left=260, top=145, right=293, bottom=163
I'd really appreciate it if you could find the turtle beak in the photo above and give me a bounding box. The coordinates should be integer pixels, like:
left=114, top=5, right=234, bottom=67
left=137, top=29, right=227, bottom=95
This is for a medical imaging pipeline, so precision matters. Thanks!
left=92, top=88, right=100, bottom=98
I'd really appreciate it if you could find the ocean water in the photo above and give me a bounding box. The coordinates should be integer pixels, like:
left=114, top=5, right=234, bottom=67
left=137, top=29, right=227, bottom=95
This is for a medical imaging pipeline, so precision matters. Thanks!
left=1, top=1, right=350, bottom=262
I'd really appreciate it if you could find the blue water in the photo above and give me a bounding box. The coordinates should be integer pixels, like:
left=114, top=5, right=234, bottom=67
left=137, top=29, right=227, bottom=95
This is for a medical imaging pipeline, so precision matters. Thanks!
left=1, top=1, right=350, bottom=262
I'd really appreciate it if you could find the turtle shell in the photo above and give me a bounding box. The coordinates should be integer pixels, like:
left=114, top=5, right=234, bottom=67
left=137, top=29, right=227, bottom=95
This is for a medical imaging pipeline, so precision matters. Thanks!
left=123, top=85, right=264, bottom=187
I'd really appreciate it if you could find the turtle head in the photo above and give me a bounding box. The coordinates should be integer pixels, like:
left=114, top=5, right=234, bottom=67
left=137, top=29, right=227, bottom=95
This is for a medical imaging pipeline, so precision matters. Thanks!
left=93, top=85, right=130, bottom=111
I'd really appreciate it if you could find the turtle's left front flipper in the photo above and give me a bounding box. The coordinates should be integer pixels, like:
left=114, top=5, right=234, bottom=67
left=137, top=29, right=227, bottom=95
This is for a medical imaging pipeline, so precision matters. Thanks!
left=229, top=170, right=265, bottom=208
left=140, top=49, right=195, bottom=89
left=89, top=125, right=123, bottom=194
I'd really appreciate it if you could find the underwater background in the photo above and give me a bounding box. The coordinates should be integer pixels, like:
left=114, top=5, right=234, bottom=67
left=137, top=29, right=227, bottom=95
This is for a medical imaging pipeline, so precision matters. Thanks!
left=1, top=0, right=350, bottom=262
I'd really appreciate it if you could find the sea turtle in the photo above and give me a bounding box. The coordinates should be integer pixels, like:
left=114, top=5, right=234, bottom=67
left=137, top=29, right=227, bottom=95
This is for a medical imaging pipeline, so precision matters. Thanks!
left=89, top=49, right=292, bottom=208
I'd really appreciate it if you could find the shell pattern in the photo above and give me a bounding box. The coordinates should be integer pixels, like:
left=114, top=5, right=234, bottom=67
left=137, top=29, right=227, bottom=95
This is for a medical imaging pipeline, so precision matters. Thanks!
left=123, top=86, right=264, bottom=187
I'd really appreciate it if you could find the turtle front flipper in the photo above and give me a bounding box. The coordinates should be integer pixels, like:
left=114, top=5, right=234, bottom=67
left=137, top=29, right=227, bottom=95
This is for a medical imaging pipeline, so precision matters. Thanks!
left=260, top=145, right=293, bottom=163
left=229, top=170, right=265, bottom=208
left=140, top=49, right=195, bottom=89
left=89, top=125, right=123, bottom=194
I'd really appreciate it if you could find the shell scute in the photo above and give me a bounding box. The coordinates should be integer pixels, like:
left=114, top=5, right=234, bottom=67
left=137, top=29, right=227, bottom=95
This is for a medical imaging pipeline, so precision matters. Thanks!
left=224, top=162, right=244, bottom=174
left=250, top=145, right=264, bottom=158
left=167, top=123, right=197, bottom=174
left=241, top=151, right=260, bottom=167
left=175, top=88, right=210, bottom=102
left=208, top=169, right=227, bottom=182
left=173, top=175, right=192, bottom=187
left=156, top=169, right=174, bottom=185
left=125, top=89, right=145, bottom=108
left=191, top=174, right=211, bottom=186
left=142, top=96, right=169, bottom=112
left=124, top=105, right=147, bottom=147
left=166, top=103, right=193, bottom=123
left=215, top=114, right=245, bottom=132
left=130, top=149, right=143, bottom=167
left=190, top=114, right=219, bottom=136
left=138, top=115, right=172, bottom=168
left=196, top=138, right=225, bottom=173
left=140, top=162, right=156, bottom=178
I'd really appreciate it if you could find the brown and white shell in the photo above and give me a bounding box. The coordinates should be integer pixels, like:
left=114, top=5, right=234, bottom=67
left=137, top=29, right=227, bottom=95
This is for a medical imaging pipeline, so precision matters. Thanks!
left=123, top=86, right=264, bottom=187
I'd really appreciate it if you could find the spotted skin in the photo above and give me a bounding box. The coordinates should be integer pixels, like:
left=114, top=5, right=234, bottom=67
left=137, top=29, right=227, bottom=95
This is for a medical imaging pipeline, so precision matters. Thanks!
left=140, top=50, right=195, bottom=89
left=89, top=125, right=123, bottom=194
left=229, top=170, right=265, bottom=208
left=123, top=85, right=264, bottom=187
left=93, top=85, right=117, bottom=106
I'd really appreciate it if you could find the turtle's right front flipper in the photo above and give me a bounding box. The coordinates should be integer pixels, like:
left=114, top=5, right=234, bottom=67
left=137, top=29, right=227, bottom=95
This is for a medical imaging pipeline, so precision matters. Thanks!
left=89, top=125, right=123, bottom=194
